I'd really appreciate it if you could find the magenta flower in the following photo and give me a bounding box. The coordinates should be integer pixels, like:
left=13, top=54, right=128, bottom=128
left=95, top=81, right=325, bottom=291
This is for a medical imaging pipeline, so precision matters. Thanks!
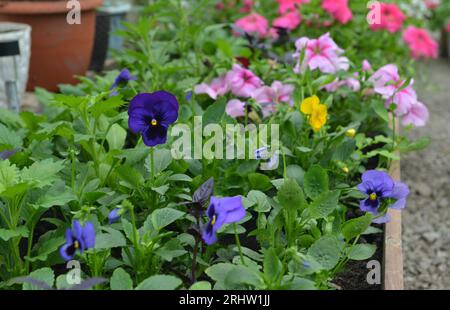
left=234, top=13, right=270, bottom=38
left=369, top=3, right=406, bottom=33
left=194, top=74, right=230, bottom=100
left=202, top=196, right=246, bottom=245
left=362, top=59, right=372, bottom=72
left=403, top=26, right=438, bottom=60
left=225, top=99, right=246, bottom=118
left=128, top=91, right=179, bottom=147
left=357, top=170, right=410, bottom=223
left=293, top=33, right=349, bottom=74
left=273, top=11, right=302, bottom=31
left=277, top=0, right=310, bottom=14
left=226, top=64, right=263, bottom=98
left=322, top=0, right=353, bottom=24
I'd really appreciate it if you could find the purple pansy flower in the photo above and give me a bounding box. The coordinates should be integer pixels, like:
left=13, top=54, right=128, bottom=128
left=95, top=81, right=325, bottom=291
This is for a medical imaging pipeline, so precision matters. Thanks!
left=111, top=68, right=137, bottom=90
left=127, top=91, right=179, bottom=147
left=202, top=196, right=246, bottom=245
left=108, top=208, right=121, bottom=224
left=59, top=220, right=96, bottom=261
left=357, top=170, right=410, bottom=223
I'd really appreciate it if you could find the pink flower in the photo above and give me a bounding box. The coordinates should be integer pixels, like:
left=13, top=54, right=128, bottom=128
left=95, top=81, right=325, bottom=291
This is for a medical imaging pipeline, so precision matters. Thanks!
left=403, top=26, right=438, bottom=59
left=293, top=32, right=349, bottom=74
left=362, top=59, right=372, bottom=72
left=424, top=0, right=440, bottom=10
left=273, top=11, right=302, bottom=30
left=369, top=3, right=406, bottom=33
left=226, top=99, right=246, bottom=118
left=447, top=20, right=450, bottom=33
left=252, top=81, right=294, bottom=105
left=321, top=0, right=352, bottom=24
left=226, top=64, right=263, bottom=98
left=402, top=101, right=429, bottom=127
left=369, top=64, right=417, bottom=116
left=323, top=73, right=360, bottom=93
left=277, top=0, right=310, bottom=14
left=235, top=13, right=270, bottom=38
left=240, top=0, right=253, bottom=13
left=194, top=75, right=230, bottom=100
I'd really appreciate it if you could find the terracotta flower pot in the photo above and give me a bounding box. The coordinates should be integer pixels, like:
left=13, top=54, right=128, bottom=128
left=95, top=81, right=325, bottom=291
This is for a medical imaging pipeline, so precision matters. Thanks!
left=0, top=0, right=103, bottom=92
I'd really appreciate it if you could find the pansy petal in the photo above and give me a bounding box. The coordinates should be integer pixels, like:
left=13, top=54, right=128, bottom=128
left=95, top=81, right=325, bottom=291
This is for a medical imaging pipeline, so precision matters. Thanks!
left=390, top=182, right=410, bottom=200
left=142, top=125, right=168, bottom=147
left=390, top=198, right=407, bottom=210
left=72, top=220, right=83, bottom=241
left=60, top=243, right=75, bottom=261
left=82, top=222, right=96, bottom=249
left=373, top=213, right=391, bottom=224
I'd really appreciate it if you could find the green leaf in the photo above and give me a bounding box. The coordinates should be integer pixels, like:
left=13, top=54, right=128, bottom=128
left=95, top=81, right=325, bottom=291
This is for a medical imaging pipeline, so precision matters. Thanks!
left=0, top=123, right=22, bottom=148
left=202, top=96, right=226, bottom=126
left=106, top=123, right=127, bottom=151
left=277, top=179, right=307, bottom=211
left=205, top=263, right=236, bottom=289
left=90, top=96, right=126, bottom=117
left=248, top=173, right=272, bottom=191
left=135, top=275, right=182, bottom=290
left=307, top=236, right=341, bottom=270
left=23, top=268, right=54, bottom=290
left=0, top=160, right=18, bottom=194
left=95, top=228, right=126, bottom=249
left=304, top=165, right=329, bottom=199
left=21, top=159, right=64, bottom=188
left=286, top=165, right=305, bottom=185
left=0, top=226, right=28, bottom=241
left=145, top=149, right=173, bottom=175
left=263, top=248, right=283, bottom=283
left=342, top=213, right=373, bottom=242
left=247, top=190, right=271, bottom=212
left=110, top=268, right=133, bottom=290
left=348, top=244, right=376, bottom=261
left=115, top=164, right=144, bottom=189
left=30, top=182, right=76, bottom=210
left=372, top=100, right=389, bottom=122
left=308, top=190, right=340, bottom=219
left=189, top=281, right=212, bottom=290
left=151, top=208, right=185, bottom=231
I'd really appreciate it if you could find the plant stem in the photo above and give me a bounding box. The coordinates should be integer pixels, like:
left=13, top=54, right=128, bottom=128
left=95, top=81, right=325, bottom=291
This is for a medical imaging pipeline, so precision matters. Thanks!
left=234, top=224, right=246, bottom=266
left=150, top=147, right=155, bottom=182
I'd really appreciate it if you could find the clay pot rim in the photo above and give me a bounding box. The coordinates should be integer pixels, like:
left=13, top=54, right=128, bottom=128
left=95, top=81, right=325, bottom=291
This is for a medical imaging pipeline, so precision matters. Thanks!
left=0, top=0, right=103, bottom=14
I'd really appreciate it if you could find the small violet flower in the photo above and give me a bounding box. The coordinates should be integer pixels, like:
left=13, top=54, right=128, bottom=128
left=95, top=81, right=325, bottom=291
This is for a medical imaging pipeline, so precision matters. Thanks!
left=60, top=220, right=96, bottom=261
left=357, top=170, right=410, bottom=224
left=202, top=196, right=246, bottom=245
left=111, top=68, right=137, bottom=90
left=108, top=208, right=121, bottom=224
left=128, top=91, right=179, bottom=147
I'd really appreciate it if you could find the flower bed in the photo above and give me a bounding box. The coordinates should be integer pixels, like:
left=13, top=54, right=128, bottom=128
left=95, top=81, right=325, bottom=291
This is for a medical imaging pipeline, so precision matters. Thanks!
left=0, top=0, right=436, bottom=290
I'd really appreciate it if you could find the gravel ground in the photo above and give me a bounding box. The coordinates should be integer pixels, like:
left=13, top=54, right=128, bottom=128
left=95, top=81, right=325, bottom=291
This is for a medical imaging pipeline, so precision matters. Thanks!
left=402, top=59, right=450, bottom=290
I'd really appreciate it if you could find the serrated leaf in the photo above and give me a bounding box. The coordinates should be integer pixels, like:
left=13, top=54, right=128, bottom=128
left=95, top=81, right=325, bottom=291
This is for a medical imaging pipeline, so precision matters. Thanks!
left=342, top=213, right=373, bottom=241
left=304, top=165, right=329, bottom=199
left=0, top=160, right=18, bottom=194
left=21, top=159, right=64, bottom=188
left=277, top=179, right=307, bottom=211
left=151, top=208, right=185, bottom=231
left=308, top=190, right=340, bottom=219
left=0, top=123, right=22, bottom=148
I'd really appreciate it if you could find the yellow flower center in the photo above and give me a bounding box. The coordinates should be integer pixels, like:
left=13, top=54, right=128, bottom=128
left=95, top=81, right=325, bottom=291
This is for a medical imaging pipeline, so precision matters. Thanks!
left=369, top=193, right=377, bottom=201
left=151, top=119, right=158, bottom=126
left=211, top=215, right=217, bottom=226
left=74, top=241, right=79, bottom=249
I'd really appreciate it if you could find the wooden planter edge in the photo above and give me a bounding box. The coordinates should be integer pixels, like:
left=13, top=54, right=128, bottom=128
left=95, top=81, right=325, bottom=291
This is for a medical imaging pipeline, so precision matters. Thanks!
left=383, top=157, right=404, bottom=290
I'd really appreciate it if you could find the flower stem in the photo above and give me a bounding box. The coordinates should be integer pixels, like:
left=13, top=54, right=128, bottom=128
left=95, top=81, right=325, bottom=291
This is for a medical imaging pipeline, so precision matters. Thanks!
left=150, top=147, right=155, bottom=182
left=233, top=224, right=246, bottom=266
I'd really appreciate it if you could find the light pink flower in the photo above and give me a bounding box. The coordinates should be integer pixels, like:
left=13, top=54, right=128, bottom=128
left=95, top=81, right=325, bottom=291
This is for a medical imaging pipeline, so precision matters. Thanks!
left=323, top=73, right=360, bottom=93
left=273, top=11, right=302, bottom=30
left=362, top=59, right=372, bottom=72
left=447, top=20, right=450, bottom=33
left=402, top=101, right=429, bottom=127
left=369, top=3, right=406, bottom=33
left=403, top=26, right=439, bottom=59
left=252, top=81, right=294, bottom=105
left=225, top=99, right=246, bottom=118
left=277, top=0, right=310, bottom=14
left=322, top=0, right=352, bottom=24
left=424, top=0, right=440, bottom=10
left=369, top=64, right=418, bottom=116
left=194, top=75, right=230, bottom=100
left=226, top=64, right=263, bottom=98
left=293, top=32, right=349, bottom=74
left=234, top=13, right=269, bottom=38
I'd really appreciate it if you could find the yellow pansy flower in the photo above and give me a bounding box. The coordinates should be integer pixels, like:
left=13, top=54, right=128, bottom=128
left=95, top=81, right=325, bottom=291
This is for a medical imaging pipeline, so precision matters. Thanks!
left=300, top=95, right=328, bottom=132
